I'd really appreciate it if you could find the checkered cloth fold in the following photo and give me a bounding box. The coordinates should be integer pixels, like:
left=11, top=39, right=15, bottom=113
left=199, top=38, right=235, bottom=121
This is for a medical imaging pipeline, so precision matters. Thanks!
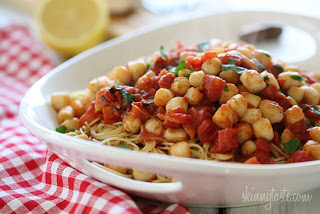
left=0, top=24, right=191, bottom=214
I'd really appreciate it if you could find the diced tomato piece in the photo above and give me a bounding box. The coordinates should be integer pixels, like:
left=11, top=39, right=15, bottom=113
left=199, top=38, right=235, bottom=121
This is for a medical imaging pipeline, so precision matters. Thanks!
left=201, top=51, right=217, bottom=63
left=102, top=106, right=121, bottom=124
left=218, top=51, right=242, bottom=66
left=158, top=72, right=175, bottom=88
left=188, top=107, right=214, bottom=127
left=288, top=150, right=314, bottom=163
left=131, top=102, right=151, bottom=122
left=266, top=59, right=285, bottom=78
left=272, top=123, right=285, bottom=135
left=163, top=119, right=181, bottom=128
left=249, top=151, right=274, bottom=164
left=168, top=113, right=192, bottom=124
left=203, top=75, right=227, bottom=102
left=272, top=132, right=280, bottom=146
left=244, top=156, right=260, bottom=164
left=301, top=72, right=318, bottom=84
left=185, top=55, right=202, bottom=71
left=79, top=102, right=103, bottom=126
left=305, top=105, right=320, bottom=121
left=286, top=119, right=308, bottom=135
left=95, top=89, right=108, bottom=110
left=277, top=77, right=286, bottom=87
left=167, top=107, right=192, bottom=124
left=261, top=85, right=292, bottom=110
left=197, top=119, right=219, bottom=143
left=182, top=123, right=196, bottom=139
left=150, top=57, right=165, bottom=74
left=210, top=128, right=238, bottom=154
left=255, top=138, right=272, bottom=153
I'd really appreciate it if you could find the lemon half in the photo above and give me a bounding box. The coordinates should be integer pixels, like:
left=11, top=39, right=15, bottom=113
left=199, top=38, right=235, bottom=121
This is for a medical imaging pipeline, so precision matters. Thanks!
left=36, top=0, right=109, bottom=57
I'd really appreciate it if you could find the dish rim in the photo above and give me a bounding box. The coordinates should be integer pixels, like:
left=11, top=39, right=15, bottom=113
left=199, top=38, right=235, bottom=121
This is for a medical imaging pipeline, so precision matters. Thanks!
left=19, top=9, right=320, bottom=176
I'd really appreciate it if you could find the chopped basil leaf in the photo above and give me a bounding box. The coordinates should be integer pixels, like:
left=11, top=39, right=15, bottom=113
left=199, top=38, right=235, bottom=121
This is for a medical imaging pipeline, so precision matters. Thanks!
left=267, top=141, right=271, bottom=144
left=196, top=41, right=210, bottom=52
left=160, top=45, right=167, bottom=60
left=252, top=58, right=265, bottom=70
left=263, top=76, right=270, bottom=86
left=168, top=61, right=187, bottom=76
left=223, top=86, right=229, bottom=92
left=120, top=142, right=130, bottom=149
left=282, top=139, right=300, bottom=154
left=124, top=112, right=128, bottom=116
left=149, top=96, right=155, bottom=98
left=273, top=65, right=284, bottom=73
left=176, top=60, right=187, bottom=72
left=120, top=90, right=135, bottom=105
left=290, top=75, right=307, bottom=82
left=146, top=62, right=151, bottom=67
left=220, top=58, right=246, bottom=74
left=168, top=67, right=178, bottom=76
left=312, top=105, right=320, bottom=117
left=68, top=128, right=76, bottom=133
left=100, top=95, right=120, bottom=110
left=302, top=106, right=308, bottom=111
left=189, top=65, right=194, bottom=72
left=309, top=119, right=316, bottom=127
left=115, top=79, right=120, bottom=89
left=56, top=125, right=67, bottom=133
left=184, top=72, right=192, bottom=77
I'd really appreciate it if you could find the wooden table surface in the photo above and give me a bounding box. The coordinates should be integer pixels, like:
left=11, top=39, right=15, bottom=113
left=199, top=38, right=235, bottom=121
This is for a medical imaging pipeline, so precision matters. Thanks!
left=1, top=0, right=320, bottom=213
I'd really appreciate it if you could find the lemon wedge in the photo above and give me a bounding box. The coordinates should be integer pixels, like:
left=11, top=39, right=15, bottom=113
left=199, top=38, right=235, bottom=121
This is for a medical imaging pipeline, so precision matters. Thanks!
left=35, top=0, right=109, bottom=57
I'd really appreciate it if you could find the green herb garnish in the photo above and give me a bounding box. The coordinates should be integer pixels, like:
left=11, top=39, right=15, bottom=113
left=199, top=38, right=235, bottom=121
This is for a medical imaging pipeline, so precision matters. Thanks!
left=302, top=106, right=308, bottom=111
left=282, top=139, right=300, bottom=154
left=146, top=62, right=151, bottom=67
left=169, top=60, right=187, bottom=76
left=184, top=72, right=192, bottom=77
left=263, top=76, right=270, bottom=86
left=223, top=86, right=229, bottom=92
left=56, top=125, right=67, bottom=133
left=312, top=105, right=320, bottom=117
left=273, top=65, right=284, bottom=73
left=115, top=79, right=120, bottom=89
left=290, top=75, right=307, bottom=82
left=196, top=41, right=210, bottom=52
left=160, top=45, right=167, bottom=60
left=309, top=119, right=316, bottom=127
left=189, top=65, right=194, bottom=72
left=176, top=60, right=187, bottom=71
left=100, top=95, right=120, bottom=110
left=252, top=58, right=265, bottom=70
left=120, top=143, right=130, bottom=149
left=120, top=90, right=136, bottom=105
left=220, top=58, right=246, bottom=74
left=124, top=112, right=128, bottom=116
left=68, top=128, right=76, bottom=133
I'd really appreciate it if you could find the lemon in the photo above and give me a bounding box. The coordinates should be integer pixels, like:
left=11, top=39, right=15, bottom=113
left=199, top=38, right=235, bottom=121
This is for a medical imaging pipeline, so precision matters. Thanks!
left=35, top=0, right=109, bottom=57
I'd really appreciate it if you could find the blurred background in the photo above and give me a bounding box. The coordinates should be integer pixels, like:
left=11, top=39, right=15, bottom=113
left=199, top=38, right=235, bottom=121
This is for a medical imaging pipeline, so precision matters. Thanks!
left=0, top=0, right=319, bottom=65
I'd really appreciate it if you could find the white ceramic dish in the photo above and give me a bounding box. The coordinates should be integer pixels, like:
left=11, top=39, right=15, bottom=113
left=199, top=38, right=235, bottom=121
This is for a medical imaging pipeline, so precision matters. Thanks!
left=20, top=11, right=320, bottom=207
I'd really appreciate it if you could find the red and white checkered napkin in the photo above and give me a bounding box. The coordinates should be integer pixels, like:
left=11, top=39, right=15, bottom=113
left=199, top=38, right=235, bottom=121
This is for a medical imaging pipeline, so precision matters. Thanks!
left=0, top=24, right=191, bottom=214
